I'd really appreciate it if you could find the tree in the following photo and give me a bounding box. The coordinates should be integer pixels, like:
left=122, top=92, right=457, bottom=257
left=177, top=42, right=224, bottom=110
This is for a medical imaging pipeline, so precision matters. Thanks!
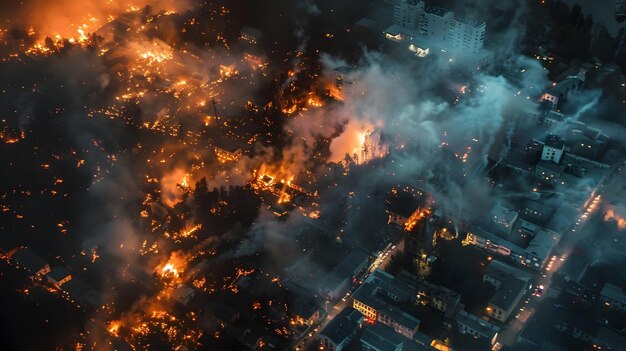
left=590, top=25, right=617, bottom=62
left=581, top=14, right=594, bottom=34
left=568, top=4, right=582, bottom=28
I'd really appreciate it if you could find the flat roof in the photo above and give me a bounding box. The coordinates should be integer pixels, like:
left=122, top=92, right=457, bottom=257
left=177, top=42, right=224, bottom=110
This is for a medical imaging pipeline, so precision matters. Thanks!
left=525, top=229, right=560, bottom=262
left=319, top=307, right=361, bottom=345
left=361, top=324, right=405, bottom=351
left=333, top=248, right=370, bottom=277
left=351, top=280, right=386, bottom=310
left=48, top=266, right=71, bottom=281
left=536, top=160, right=564, bottom=174
left=454, top=15, right=486, bottom=28
left=415, top=278, right=460, bottom=303
left=485, top=259, right=532, bottom=282
left=455, top=311, right=500, bottom=339
left=489, top=277, right=526, bottom=311
left=11, top=248, right=48, bottom=273
left=369, top=270, right=416, bottom=302
left=601, top=283, right=626, bottom=304
left=547, top=77, right=582, bottom=95
left=560, top=252, right=589, bottom=281
left=545, top=135, right=565, bottom=149
left=379, top=305, right=420, bottom=330
left=386, top=191, right=422, bottom=218
left=424, top=6, right=453, bottom=17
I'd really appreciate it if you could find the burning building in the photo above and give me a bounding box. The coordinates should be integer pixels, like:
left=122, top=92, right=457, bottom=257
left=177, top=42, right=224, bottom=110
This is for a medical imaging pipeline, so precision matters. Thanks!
left=385, top=186, right=432, bottom=231
left=9, top=248, right=51, bottom=278
left=214, top=144, right=243, bottom=163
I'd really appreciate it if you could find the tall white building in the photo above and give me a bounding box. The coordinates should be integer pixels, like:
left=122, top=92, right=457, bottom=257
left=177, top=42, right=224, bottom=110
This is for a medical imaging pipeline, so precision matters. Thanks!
left=541, top=135, right=565, bottom=164
left=391, top=0, right=486, bottom=54
left=419, top=6, right=455, bottom=44
left=393, top=0, right=423, bottom=29
left=448, top=16, right=486, bottom=53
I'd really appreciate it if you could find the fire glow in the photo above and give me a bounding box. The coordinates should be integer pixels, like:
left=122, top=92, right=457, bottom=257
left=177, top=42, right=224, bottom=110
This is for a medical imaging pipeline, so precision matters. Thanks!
left=605, top=208, right=626, bottom=230
left=329, top=122, right=388, bottom=166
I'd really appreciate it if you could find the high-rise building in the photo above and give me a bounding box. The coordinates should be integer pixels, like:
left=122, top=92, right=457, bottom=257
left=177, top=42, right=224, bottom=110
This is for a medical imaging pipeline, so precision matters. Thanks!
left=448, top=15, right=486, bottom=53
left=393, top=0, right=423, bottom=29
left=419, top=6, right=455, bottom=44
left=390, top=0, right=486, bottom=54
left=540, top=135, right=565, bottom=164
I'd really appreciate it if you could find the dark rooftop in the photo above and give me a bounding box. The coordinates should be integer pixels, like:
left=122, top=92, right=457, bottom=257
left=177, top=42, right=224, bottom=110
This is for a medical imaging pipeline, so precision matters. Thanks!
left=11, top=248, right=48, bottom=274
left=424, top=6, right=453, bottom=17
left=361, top=324, right=405, bottom=351
left=454, top=15, right=486, bottom=28
left=319, top=307, right=361, bottom=345
left=545, top=135, right=565, bottom=149
left=47, top=266, right=71, bottom=282
left=386, top=191, right=424, bottom=218
left=379, top=305, right=420, bottom=331
left=489, top=276, right=527, bottom=311
left=559, top=251, right=589, bottom=282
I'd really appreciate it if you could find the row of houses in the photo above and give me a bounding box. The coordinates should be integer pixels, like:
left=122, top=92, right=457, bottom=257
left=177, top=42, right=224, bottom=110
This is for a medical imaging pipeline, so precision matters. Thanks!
left=5, top=247, right=103, bottom=308
left=349, top=269, right=505, bottom=349
left=463, top=225, right=561, bottom=271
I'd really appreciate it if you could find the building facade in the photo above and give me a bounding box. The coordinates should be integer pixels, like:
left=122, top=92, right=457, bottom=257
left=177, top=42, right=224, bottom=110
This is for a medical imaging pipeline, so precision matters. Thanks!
left=391, top=0, right=486, bottom=53
left=541, top=135, right=565, bottom=164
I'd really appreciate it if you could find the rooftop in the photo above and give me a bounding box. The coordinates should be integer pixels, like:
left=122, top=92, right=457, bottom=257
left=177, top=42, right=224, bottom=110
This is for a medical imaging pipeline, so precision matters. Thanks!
left=601, top=283, right=626, bottom=304
left=379, top=305, right=420, bottom=331
left=292, top=296, right=319, bottom=320
left=489, top=276, right=526, bottom=311
left=415, top=278, right=460, bottom=303
left=519, top=305, right=558, bottom=346
left=545, top=135, right=565, bottom=149
left=352, top=280, right=387, bottom=310
left=386, top=191, right=423, bottom=218
left=525, top=229, right=560, bottom=263
left=559, top=251, right=589, bottom=282
left=593, top=327, right=626, bottom=350
left=47, top=266, right=71, bottom=282
left=319, top=307, right=361, bottom=345
left=333, top=248, right=370, bottom=277
left=455, top=310, right=500, bottom=339
left=369, top=269, right=416, bottom=302
left=546, top=77, right=583, bottom=96
left=536, top=160, right=564, bottom=174
left=484, top=259, right=532, bottom=282
left=424, top=6, right=453, bottom=17
left=361, top=324, right=405, bottom=351
left=454, top=15, right=486, bottom=28
left=491, top=203, right=518, bottom=226
left=11, top=248, right=48, bottom=274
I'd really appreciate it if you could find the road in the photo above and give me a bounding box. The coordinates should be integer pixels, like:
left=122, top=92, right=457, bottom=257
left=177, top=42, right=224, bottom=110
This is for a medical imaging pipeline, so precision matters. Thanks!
left=496, top=253, right=565, bottom=347
left=293, top=233, right=403, bottom=350
left=496, top=162, right=626, bottom=347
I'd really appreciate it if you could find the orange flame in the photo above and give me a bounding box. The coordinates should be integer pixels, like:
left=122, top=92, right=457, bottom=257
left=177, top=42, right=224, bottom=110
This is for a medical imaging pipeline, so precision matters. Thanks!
left=107, top=321, right=121, bottom=338
left=605, top=209, right=626, bottom=230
